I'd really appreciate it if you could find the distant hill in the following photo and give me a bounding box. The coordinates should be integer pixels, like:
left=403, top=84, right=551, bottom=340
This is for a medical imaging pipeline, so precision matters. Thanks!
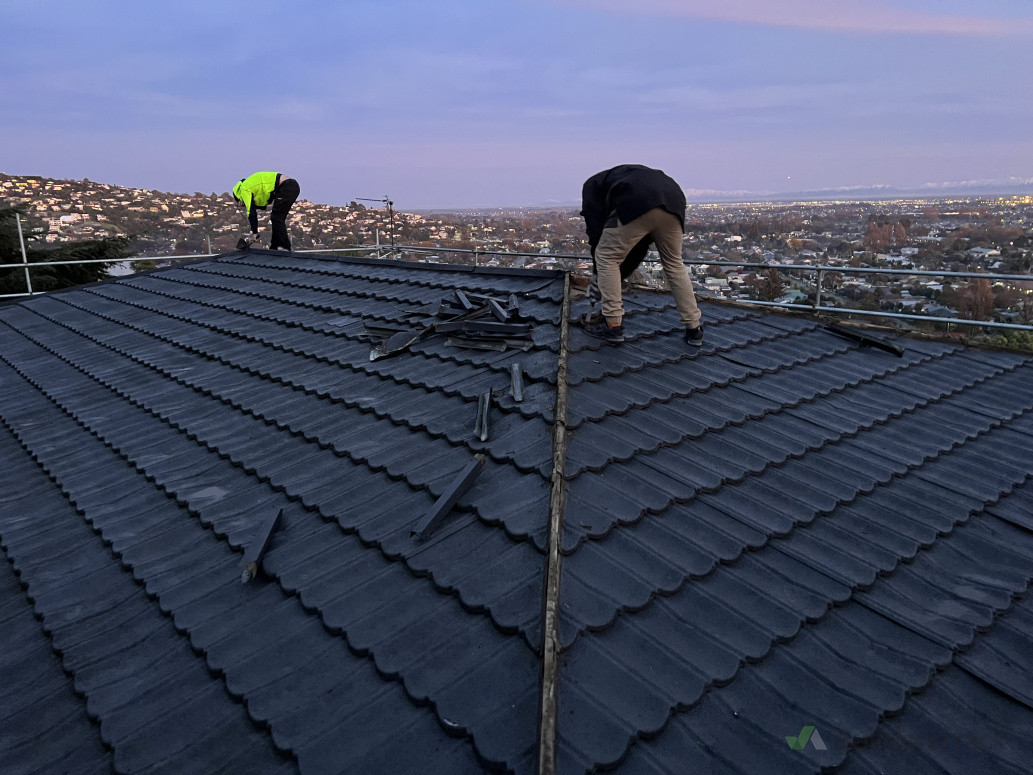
left=0, top=172, right=433, bottom=255
left=0, top=172, right=592, bottom=257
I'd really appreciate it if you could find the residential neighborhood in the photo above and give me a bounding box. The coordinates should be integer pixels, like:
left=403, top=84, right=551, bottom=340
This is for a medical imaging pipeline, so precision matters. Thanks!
left=3, top=173, right=1032, bottom=346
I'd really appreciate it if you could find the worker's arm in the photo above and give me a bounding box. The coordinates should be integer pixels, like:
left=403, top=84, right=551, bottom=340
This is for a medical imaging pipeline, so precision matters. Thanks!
left=236, top=188, right=259, bottom=235
left=581, top=173, right=608, bottom=255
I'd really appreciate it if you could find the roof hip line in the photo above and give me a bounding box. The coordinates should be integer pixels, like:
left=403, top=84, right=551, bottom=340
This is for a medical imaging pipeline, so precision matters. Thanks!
left=538, top=271, right=570, bottom=775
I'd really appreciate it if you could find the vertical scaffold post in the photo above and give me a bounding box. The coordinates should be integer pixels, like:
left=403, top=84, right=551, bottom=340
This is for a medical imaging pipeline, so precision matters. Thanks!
left=16, top=213, right=32, bottom=296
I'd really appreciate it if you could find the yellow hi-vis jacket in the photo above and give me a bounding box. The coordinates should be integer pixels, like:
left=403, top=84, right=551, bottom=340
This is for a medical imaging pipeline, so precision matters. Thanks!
left=233, top=172, right=280, bottom=231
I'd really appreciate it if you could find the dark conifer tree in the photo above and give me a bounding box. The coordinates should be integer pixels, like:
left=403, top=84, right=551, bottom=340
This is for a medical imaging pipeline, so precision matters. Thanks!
left=0, top=206, right=129, bottom=295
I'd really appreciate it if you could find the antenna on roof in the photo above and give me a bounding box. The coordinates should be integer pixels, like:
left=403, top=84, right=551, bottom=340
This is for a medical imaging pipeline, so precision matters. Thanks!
left=357, top=195, right=395, bottom=254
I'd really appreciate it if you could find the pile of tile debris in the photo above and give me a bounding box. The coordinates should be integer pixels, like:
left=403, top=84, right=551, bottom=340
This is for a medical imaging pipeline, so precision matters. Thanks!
left=362, top=290, right=536, bottom=539
left=365, top=289, right=534, bottom=360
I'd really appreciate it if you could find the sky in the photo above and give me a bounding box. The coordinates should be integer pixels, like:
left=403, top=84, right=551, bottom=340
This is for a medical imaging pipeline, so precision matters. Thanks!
left=2, top=0, right=1032, bottom=208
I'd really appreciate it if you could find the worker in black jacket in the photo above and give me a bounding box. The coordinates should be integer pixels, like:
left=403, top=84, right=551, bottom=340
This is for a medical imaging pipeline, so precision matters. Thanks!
left=580, top=164, right=702, bottom=344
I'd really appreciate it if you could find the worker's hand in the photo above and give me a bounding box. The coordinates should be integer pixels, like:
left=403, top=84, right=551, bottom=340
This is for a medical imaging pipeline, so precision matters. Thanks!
left=251, top=232, right=261, bottom=246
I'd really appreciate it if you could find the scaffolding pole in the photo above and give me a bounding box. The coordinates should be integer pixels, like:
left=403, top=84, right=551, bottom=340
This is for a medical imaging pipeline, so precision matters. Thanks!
left=15, top=214, right=32, bottom=296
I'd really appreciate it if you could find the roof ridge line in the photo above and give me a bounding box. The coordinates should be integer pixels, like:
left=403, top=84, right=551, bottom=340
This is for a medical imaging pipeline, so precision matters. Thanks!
left=538, top=272, right=570, bottom=775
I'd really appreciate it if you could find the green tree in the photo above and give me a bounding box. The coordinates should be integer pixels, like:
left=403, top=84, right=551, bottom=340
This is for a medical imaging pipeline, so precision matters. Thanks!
left=747, top=268, right=786, bottom=301
left=0, top=205, right=130, bottom=295
left=957, top=271, right=995, bottom=321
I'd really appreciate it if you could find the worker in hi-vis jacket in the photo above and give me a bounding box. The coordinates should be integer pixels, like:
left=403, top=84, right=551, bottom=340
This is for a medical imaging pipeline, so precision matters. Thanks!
left=232, top=171, right=300, bottom=251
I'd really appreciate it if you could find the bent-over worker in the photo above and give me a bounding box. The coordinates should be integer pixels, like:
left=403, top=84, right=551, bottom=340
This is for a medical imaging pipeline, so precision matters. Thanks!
left=232, top=171, right=300, bottom=251
left=580, top=164, right=702, bottom=345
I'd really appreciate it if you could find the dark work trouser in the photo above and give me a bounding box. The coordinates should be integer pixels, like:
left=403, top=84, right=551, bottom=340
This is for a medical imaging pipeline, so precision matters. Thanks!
left=270, top=179, right=300, bottom=250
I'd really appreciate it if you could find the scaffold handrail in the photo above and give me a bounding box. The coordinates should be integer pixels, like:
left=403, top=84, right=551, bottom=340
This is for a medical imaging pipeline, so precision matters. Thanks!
left=2, top=243, right=1030, bottom=332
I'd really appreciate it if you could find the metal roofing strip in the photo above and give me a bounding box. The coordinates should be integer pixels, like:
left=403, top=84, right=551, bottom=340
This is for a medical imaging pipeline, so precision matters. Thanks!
left=538, top=272, right=571, bottom=775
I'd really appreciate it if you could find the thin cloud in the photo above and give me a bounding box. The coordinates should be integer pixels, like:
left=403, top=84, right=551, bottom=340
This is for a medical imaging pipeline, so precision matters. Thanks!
left=637, top=82, right=852, bottom=112
left=555, top=0, right=1030, bottom=36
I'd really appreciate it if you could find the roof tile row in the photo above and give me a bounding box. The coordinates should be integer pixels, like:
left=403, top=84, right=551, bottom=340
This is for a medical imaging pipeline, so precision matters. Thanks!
left=2, top=251, right=1031, bottom=774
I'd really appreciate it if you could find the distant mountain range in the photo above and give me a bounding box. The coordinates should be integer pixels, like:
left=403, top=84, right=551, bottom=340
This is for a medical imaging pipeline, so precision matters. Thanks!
left=505, top=177, right=1033, bottom=210
left=683, top=176, right=1033, bottom=203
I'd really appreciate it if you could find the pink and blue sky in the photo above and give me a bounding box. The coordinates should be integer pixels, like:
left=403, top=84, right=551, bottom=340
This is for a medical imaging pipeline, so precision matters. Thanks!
left=2, top=0, right=1031, bottom=208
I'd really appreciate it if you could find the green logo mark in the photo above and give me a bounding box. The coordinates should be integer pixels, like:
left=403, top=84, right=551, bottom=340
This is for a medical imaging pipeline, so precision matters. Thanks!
left=786, top=725, right=828, bottom=751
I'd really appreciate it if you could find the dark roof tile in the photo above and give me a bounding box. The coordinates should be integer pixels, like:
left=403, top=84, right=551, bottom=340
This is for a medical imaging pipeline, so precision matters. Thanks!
left=3, top=252, right=1031, bottom=773
left=0, top=426, right=294, bottom=774
left=0, top=554, right=112, bottom=775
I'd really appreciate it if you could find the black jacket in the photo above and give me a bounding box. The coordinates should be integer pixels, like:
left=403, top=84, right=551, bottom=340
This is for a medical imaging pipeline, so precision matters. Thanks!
left=581, top=165, right=686, bottom=249
left=580, top=165, right=686, bottom=277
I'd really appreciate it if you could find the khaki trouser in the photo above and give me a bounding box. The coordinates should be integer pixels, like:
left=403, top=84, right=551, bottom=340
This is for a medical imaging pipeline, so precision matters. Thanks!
left=595, top=208, right=701, bottom=327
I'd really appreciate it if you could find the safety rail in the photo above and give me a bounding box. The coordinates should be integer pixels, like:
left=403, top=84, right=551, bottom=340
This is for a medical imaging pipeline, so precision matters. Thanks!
left=0, top=235, right=381, bottom=299
left=382, top=244, right=1033, bottom=332
left=2, top=237, right=1031, bottom=332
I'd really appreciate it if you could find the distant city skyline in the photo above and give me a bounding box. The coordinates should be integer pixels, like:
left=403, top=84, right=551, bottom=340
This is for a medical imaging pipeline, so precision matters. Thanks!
left=3, top=0, right=1032, bottom=209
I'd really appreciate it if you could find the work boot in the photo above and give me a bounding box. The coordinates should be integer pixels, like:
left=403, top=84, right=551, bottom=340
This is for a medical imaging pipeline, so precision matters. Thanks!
left=685, top=324, right=704, bottom=346
left=584, top=319, right=625, bottom=343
